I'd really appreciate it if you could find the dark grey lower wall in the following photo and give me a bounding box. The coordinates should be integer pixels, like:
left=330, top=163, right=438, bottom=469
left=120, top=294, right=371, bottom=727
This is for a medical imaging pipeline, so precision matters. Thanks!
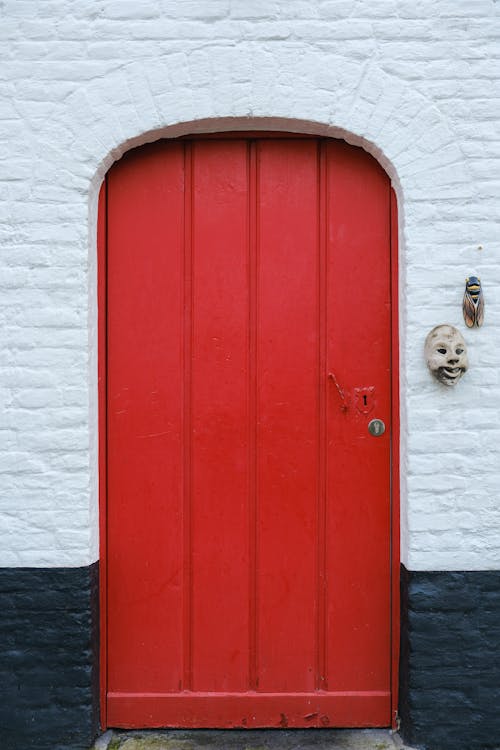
left=2, top=563, right=499, bottom=750
left=399, top=565, right=500, bottom=750
left=0, top=564, right=99, bottom=750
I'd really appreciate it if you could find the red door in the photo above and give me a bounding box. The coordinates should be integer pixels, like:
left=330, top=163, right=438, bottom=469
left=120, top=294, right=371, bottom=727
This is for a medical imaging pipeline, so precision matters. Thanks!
left=102, top=136, right=395, bottom=728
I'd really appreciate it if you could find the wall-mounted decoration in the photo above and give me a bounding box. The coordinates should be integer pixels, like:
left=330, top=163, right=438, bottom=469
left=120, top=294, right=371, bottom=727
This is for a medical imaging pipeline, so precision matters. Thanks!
left=463, top=276, right=484, bottom=328
left=424, top=325, right=468, bottom=386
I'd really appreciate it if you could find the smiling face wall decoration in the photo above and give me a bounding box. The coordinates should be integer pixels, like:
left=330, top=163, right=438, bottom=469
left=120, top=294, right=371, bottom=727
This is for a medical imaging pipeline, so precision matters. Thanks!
left=425, top=325, right=469, bottom=386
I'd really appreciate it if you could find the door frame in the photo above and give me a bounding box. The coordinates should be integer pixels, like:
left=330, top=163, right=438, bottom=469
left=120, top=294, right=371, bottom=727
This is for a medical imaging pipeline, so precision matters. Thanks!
left=97, top=133, right=400, bottom=730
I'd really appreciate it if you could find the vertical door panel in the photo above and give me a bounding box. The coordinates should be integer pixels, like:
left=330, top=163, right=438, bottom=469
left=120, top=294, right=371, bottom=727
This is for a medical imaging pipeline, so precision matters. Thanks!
left=256, top=140, right=320, bottom=692
left=107, top=143, right=185, bottom=693
left=325, top=141, right=391, bottom=689
left=190, top=141, right=250, bottom=691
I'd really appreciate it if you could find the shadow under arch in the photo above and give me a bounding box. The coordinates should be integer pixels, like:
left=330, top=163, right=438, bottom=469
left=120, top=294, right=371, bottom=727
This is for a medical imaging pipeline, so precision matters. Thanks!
left=92, top=115, right=403, bottom=200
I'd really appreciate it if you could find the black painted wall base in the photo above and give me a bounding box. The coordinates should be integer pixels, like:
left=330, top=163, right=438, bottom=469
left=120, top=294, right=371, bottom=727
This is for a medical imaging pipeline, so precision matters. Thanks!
left=399, top=565, right=500, bottom=750
left=1, top=563, right=499, bottom=750
left=0, top=564, right=99, bottom=750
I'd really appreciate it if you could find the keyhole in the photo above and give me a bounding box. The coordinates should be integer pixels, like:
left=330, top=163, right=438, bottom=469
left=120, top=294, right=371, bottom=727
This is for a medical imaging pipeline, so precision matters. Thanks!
left=363, top=395, right=368, bottom=406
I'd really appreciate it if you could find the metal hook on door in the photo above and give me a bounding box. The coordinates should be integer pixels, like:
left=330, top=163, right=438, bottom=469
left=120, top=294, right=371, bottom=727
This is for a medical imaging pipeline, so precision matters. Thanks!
left=328, top=372, right=349, bottom=412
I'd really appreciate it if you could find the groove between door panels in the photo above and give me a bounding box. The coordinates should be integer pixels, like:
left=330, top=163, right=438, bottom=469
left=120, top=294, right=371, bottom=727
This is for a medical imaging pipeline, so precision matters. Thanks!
left=183, top=143, right=194, bottom=691
left=317, top=141, right=328, bottom=691
left=248, top=141, right=259, bottom=691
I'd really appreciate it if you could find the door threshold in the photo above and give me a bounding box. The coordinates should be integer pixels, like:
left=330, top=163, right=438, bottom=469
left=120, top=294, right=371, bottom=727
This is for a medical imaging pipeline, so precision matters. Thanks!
left=92, top=728, right=416, bottom=750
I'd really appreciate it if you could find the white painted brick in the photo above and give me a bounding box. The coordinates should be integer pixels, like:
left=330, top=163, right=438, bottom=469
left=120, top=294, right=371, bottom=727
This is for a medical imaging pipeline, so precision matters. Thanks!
left=99, top=1, right=161, bottom=20
left=319, top=1, right=364, bottom=19
left=1, top=0, right=499, bottom=572
left=230, top=1, right=280, bottom=20
left=13, top=389, right=62, bottom=409
left=0, top=455, right=48, bottom=479
left=163, top=1, right=230, bottom=20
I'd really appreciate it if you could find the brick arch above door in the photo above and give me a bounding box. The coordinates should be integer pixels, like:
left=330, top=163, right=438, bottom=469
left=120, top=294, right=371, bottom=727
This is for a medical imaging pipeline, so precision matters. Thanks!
left=78, top=57, right=473, bottom=574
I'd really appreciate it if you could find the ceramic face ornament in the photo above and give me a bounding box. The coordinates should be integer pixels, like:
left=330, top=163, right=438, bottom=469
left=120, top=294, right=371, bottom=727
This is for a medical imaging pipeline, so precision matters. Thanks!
left=425, top=325, right=469, bottom=386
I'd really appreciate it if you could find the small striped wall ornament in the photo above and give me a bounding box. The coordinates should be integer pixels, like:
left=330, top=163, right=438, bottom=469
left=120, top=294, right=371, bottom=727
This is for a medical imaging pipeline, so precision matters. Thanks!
left=463, top=276, right=484, bottom=328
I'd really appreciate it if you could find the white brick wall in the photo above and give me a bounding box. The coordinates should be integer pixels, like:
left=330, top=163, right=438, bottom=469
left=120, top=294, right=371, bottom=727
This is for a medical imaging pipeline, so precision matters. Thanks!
left=1, top=0, right=499, bottom=570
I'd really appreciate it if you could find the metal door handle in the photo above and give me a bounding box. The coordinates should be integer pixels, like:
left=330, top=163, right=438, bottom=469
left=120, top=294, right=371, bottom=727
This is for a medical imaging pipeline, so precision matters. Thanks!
left=368, top=418, right=385, bottom=436
left=328, top=372, right=348, bottom=412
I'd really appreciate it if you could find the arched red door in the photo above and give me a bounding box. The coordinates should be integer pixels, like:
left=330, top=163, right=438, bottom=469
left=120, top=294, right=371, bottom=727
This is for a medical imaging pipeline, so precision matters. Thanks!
left=100, top=135, right=398, bottom=728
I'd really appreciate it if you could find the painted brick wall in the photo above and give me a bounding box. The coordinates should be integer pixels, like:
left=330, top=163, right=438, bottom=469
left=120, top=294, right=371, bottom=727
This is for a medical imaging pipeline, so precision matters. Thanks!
left=1, top=0, right=499, bottom=572
left=2, top=2, right=500, bottom=748
left=399, top=567, right=500, bottom=750
left=0, top=565, right=99, bottom=750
